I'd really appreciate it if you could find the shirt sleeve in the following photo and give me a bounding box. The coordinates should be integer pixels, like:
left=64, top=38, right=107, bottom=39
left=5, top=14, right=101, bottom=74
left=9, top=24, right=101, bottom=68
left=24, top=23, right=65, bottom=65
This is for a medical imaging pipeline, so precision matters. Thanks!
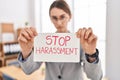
left=18, top=52, right=27, bottom=62
left=80, top=48, right=103, bottom=80
left=17, top=50, right=42, bottom=75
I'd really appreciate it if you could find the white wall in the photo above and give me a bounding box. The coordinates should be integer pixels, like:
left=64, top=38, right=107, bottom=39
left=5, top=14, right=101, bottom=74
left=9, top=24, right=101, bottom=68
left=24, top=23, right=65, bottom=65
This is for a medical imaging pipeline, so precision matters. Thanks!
left=0, top=0, right=34, bottom=30
left=106, top=0, right=120, bottom=79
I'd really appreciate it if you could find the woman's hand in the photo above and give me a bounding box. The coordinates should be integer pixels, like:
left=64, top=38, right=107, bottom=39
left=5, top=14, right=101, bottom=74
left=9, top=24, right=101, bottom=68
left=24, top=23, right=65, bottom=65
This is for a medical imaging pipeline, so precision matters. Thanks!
left=18, top=27, right=38, bottom=59
left=76, top=27, right=97, bottom=55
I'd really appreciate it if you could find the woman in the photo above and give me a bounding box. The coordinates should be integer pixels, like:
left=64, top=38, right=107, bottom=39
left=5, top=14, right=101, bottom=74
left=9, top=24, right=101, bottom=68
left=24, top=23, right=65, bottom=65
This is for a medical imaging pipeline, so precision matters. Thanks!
left=18, top=0, right=102, bottom=80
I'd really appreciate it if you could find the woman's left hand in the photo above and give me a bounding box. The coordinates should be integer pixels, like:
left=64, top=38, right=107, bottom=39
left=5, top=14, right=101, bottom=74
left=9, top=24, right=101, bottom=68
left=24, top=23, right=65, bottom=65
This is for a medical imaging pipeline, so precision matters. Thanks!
left=76, top=27, right=97, bottom=55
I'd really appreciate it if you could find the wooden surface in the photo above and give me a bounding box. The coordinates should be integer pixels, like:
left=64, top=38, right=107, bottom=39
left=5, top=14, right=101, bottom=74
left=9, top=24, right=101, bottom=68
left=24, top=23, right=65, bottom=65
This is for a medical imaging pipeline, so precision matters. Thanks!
left=0, top=23, right=14, bottom=33
left=0, top=64, right=108, bottom=80
left=0, top=64, right=45, bottom=80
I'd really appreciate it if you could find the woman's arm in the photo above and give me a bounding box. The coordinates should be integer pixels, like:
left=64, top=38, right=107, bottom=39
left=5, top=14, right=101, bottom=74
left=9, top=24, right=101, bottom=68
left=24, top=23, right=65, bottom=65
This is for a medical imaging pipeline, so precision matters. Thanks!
left=18, top=51, right=42, bottom=75
left=17, top=27, right=42, bottom=74
left=80, top=48, right=103, bottom=80
left=76, top=27, right=103, bottom=80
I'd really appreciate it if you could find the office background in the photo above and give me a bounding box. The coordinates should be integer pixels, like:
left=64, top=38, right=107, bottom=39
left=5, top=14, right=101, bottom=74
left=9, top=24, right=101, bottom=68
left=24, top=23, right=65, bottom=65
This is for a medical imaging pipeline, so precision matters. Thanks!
left=0, top=0, right=120, bottom=80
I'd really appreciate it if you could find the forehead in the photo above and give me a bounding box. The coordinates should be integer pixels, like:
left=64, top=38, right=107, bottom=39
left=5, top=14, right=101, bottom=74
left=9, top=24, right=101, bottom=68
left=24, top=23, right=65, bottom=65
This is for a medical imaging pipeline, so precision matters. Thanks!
left=50, top=8, right=68, bottom=17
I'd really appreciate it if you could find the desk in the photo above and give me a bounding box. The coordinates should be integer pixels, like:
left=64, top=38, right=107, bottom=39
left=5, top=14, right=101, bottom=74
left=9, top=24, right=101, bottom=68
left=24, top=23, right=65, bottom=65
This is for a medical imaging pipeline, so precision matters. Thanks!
left=0, top=64, right=45, bottom=80
left=0, top=65, right=108, bottom=80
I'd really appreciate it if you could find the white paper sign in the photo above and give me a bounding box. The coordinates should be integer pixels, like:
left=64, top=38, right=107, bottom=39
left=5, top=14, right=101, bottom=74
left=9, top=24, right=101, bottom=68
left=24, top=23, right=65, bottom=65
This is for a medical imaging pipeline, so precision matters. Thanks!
left=34, top=33, right=80, bottom=62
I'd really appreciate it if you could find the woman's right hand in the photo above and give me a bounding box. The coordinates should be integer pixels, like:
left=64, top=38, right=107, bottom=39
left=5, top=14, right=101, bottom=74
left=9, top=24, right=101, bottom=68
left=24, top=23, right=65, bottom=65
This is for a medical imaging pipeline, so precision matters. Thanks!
left=18, top=27, right=38, bottom=59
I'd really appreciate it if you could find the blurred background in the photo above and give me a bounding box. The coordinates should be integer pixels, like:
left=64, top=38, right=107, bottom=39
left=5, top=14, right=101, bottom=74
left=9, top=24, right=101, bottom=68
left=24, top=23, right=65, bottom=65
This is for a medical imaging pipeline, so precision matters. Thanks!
left=0, top=0, right=120, bottom=80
